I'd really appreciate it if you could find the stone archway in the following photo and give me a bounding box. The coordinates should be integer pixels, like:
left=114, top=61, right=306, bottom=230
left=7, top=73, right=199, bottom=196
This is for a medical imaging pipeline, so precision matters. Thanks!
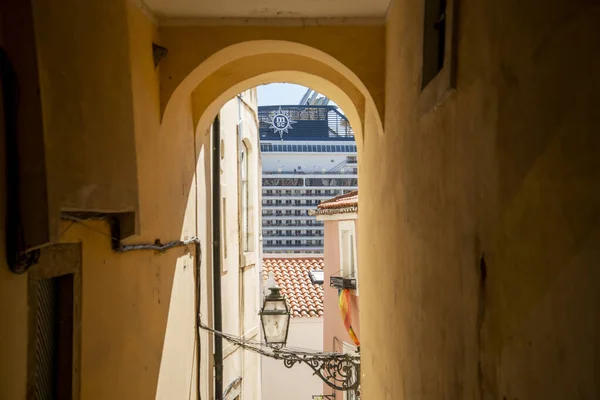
left=158, top=39, right=383, bottom=400
left=160, top=40, right=384, bottom=144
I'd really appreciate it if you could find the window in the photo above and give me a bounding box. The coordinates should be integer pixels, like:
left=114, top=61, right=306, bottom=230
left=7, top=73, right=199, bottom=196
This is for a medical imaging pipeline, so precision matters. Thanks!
left=31, top=275, right=74, bottom=399
left=422, top=0, right=447, bottom=89
left=308, top=270, right=324, bottom=285
left=240, top=141, right=252, bottom=252
left=419, top=0, right=456, bottom=113
left=27, top=244, right=81, bottom=400
left=339, top=220, right=358, bottom=291
left=222, top=196, right=227, bottom=261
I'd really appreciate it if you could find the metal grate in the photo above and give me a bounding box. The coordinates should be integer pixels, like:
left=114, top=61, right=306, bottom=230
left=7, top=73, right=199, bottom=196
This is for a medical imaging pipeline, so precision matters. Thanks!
left=35, top=277, right=59, bottom=400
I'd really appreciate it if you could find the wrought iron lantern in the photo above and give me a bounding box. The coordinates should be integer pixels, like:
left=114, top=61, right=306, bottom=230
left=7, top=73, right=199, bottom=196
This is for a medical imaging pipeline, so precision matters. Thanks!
left=259, top=285, right=291, bottom=347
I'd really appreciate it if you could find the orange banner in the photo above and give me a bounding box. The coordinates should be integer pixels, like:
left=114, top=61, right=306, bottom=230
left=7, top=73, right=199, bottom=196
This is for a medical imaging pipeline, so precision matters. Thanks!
left=338, top=289, right=360, bottom=347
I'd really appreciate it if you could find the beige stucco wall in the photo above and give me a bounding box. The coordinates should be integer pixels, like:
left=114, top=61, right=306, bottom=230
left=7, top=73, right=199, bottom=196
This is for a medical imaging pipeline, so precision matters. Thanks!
left=322, top=217, right=361, bottom=346
left=2, top=3, right=193, bottom=398
left=262, top=317, right=324, bottom=400
left=218, top=91, right=262, bottom=400
left=33, top=0, right=140, bottom=239
left=0, top=3, right=261, bottom=399
left=321, top=217, right=360, bottom=398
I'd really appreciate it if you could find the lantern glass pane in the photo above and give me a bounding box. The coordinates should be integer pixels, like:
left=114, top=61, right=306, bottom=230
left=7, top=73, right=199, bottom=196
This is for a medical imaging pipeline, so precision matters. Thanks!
left=263, top=298, right=287, bottom=312
left=262, top=313, right=290, bottom=344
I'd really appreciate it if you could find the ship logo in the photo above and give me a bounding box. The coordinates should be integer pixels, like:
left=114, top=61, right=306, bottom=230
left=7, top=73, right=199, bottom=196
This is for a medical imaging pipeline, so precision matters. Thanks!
left=269, top=107, right=297, bottom=139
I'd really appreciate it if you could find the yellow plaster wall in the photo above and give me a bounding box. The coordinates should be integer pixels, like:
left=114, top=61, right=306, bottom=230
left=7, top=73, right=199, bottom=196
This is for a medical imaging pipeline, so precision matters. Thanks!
left=31, top=0, right=140, bottom=236
left=127, top=5, right=200, bottom=399
left=158, top=23, right=385, bottom=125
left=359, top=0, right=600, bottom=399
left=0, top=2, right=202, bottom=399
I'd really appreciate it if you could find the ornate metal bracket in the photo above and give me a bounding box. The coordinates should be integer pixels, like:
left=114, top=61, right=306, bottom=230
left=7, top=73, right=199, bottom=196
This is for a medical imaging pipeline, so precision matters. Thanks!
left=273, top=350, right=361, bottom=397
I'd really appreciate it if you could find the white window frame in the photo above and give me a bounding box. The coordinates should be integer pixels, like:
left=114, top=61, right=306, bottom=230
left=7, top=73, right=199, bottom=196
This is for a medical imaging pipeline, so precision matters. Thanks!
left=418, top=0, right=457, bottom=116
left=338, top=220, right=358, bottom=293
left=240, top=140, right=250, bottom=253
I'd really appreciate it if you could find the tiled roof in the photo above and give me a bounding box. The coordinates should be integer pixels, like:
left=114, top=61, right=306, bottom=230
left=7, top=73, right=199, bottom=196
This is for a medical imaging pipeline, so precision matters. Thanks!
left=308, top=190, right=358, bottom=216
left=263, top=258, right=324, bottom=318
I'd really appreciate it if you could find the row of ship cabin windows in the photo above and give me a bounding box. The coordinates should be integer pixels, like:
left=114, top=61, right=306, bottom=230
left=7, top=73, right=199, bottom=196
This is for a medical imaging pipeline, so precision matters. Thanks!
left=262, top=178, right=358, bottom=187
left=263, top=220, right=323, bottom=226
left=260, top=143, right=357, bottom=153
left=262, top=230, right=323, bottom=237
left=264, top=199, right=320, bottom=206
left=263, top=189, right=350, bottom=196
left=264, top=240, right=324, bottom=246
left=263, top=210, right=308, bottom=216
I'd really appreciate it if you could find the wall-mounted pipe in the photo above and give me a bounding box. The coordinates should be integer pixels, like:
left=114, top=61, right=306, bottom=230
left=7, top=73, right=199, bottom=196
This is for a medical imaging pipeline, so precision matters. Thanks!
left=212, top=115, right=224, bottom=400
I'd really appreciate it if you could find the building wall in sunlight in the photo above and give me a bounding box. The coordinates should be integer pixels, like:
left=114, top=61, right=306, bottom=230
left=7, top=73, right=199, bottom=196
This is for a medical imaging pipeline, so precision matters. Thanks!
left=217, top=90, right=263, bottom=400
left=262, top=317, right=324, bottom=400
left=318, top=213, right=360, bottom=398
left=0, top=2, right=262, bottom=399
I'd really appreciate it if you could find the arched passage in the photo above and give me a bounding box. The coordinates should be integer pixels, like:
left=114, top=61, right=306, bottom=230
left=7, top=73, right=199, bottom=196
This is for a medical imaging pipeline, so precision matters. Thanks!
left=160, top=40, right=384, bottom=143
left=158, top=40, right=383, bottom=399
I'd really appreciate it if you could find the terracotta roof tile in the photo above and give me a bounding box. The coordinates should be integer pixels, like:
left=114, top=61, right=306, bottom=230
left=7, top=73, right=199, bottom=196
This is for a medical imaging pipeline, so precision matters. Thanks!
left=308, top=190, right=358, bottom=216
left=262, top=258, right=324, bottom=319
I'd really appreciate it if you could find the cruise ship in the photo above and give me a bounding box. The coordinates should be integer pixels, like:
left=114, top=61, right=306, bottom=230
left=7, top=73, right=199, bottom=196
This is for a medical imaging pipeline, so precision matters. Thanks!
left=259, top=93, right=358, bottom=254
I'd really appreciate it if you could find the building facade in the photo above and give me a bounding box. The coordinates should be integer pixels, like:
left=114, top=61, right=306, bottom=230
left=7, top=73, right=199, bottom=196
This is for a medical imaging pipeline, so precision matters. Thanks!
left=260, top=105, right=358, bottom=255
left=311, top=192, right=361, bottom=400
left=216, top=90, right=262, bottom=400
left=261, top=257, right=325, bottom=400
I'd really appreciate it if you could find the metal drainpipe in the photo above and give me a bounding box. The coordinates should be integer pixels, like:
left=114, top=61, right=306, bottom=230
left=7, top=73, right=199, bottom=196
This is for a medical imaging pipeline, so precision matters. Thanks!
left=212, top=116, right=224, bottom=400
